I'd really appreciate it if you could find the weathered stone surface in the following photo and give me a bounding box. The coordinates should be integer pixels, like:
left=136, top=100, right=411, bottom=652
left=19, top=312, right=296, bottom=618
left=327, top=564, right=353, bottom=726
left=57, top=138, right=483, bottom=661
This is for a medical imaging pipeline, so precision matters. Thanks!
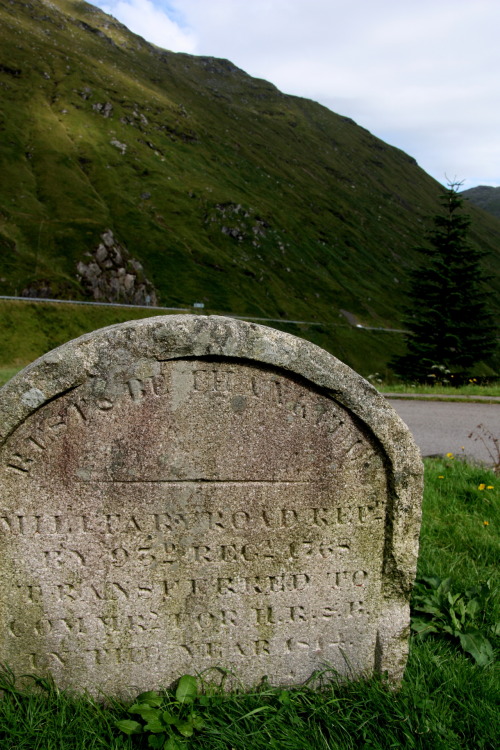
left=76, top=229, right=158, bottom=306
left=0, top=316, right=423, bottom=695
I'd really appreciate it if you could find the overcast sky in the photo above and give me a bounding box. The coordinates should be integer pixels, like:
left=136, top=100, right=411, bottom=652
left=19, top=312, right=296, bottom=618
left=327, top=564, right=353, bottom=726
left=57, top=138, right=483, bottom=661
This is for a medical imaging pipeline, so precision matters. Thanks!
left=93, top=0, right=500, bottom=189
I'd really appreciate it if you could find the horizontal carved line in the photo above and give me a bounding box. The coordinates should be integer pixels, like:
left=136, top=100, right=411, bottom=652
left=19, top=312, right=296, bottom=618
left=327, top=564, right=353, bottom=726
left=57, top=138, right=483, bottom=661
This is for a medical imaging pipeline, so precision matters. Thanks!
left=76, top=479, right=314, bottom=484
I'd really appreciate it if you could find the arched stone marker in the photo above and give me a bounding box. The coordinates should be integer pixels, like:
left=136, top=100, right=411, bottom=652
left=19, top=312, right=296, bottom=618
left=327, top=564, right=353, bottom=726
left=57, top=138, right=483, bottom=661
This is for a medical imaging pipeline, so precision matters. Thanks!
left=0, top=316, right=423, bottom=695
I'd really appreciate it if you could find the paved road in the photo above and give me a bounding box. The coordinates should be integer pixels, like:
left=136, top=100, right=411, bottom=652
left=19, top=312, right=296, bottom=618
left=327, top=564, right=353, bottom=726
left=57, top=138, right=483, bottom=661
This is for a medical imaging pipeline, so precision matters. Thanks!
left=387, top=399, right=499, bottom=466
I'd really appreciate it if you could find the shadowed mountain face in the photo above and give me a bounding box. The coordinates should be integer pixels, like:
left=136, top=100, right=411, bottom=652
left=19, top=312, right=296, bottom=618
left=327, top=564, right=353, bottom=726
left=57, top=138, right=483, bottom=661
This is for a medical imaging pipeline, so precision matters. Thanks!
left=0, top=0, right=499, bottom=345
left=462, top=186, right=500, bottom=221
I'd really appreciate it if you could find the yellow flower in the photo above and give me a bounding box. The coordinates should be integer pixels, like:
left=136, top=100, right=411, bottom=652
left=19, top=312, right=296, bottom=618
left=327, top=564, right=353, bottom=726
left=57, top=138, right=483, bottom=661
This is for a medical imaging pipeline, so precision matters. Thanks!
left=483, top=521, right=489, bottom=526
left=438, top=475, right=444, bottom=479
left=487, top=486, right=494, bottom=490
left=478, top=484, right=486, bottom=490
left=446, top=452, right=454, bottom=459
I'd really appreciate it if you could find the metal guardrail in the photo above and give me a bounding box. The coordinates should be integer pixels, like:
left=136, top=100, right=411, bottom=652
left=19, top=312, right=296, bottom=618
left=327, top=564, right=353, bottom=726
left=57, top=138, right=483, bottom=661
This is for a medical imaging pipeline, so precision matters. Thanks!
left=0, top=294, right=191, bottom=313
left=0, top=295, right=408, bottom=332
left=0, top=295, right=322, bottom=326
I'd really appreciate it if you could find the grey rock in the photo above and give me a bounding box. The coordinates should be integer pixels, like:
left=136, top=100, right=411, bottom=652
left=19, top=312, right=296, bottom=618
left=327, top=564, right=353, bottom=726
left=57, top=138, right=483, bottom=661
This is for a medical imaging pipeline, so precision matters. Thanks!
left=123, top=273, right=136, bottom=291
left=102, top=230, right=115, bottom=248
left=110, top=138, right=126, bottom=154
left=95, top=244, right=108, bottom=263
left=77, top=230, right=157, bottom=305
left=0, top=317, right=422, bottom=696
left=92, top=101, right=113, bottom=117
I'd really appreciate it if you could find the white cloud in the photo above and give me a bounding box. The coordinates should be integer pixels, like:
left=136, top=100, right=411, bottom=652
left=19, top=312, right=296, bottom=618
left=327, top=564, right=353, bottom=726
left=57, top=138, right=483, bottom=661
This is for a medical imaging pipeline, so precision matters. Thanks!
left=97, top=0, right=196, bottom=52
left=92, top=0, right=500, bottom=187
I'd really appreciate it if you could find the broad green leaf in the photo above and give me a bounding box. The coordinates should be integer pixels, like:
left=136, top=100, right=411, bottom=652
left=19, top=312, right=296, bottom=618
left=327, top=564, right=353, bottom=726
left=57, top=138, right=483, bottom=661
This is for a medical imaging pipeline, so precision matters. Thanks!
left=411, top=619, right=439, bottom=636
left=190, top=712, right=205, bottom=730
left=175, top=674, right=197, bottom=704
left=449, top=609, right=461, bottom=631
left=175, top=720, right=194, bottom=737
left=459, top=631, right=494, bottom=666
left=136, top=691, right=163, bottom=707
left=129, top=703, right=159, bottom=717
left=165, top=737, right=183, bottom=750
left=447, top=591, right=460, bottom=607
left=133, top=708, right=161, bottom=723
left=439, top=578, right=452, bottom=594
left=415, top=602, right=445, bottom=617
left=455, top=598, right=466, bottom=622
left=115, top=719, right=143, bottom=735
left=442, top=625, right=456, bottom=636
left=466, top=598, right=480, bottom=618
left=162, top=710, right=177, bottom=725
left=144, top=718, right=166, bottom=733
left=148, top=733, right=166, bottom=748
left=421, top=576, right=442, bottom=590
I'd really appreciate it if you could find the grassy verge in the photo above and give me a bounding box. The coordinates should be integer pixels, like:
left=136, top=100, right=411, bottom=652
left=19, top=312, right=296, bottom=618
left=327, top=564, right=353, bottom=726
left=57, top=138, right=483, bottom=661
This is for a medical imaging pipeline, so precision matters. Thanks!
left=0, top=299, right=496, bottom=391
left=0, top=300, right=173, bottom=370
left=0, top=299, right=407, bottom=380
left=378, top=382, right=500, bottom=397
left=0, top=367, right=21, bottom=388
left=0, top=459, right=498, bottom=749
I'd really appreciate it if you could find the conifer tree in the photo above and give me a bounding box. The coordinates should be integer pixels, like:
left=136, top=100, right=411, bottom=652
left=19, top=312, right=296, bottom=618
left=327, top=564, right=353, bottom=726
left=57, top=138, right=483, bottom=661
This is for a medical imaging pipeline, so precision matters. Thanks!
left=392, top=182, right=497, bottom=381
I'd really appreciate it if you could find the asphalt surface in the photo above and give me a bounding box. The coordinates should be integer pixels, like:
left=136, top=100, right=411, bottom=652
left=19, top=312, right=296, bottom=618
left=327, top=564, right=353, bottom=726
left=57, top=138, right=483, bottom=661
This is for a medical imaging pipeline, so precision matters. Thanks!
left=387, top=398, right=499, bottom=466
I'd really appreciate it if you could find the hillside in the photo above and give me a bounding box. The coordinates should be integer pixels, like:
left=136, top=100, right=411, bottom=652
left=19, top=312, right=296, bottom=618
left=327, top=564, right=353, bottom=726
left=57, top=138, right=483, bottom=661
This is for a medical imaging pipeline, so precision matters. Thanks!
left=462, top=185, right=500, bottom=221
left=1, top=0, right=499, bottom=374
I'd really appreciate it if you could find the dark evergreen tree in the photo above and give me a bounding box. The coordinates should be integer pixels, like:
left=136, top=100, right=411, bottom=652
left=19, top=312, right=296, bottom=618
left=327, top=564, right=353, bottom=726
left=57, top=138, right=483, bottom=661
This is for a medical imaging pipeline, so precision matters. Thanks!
left=392, top=182, right=497, bottom=381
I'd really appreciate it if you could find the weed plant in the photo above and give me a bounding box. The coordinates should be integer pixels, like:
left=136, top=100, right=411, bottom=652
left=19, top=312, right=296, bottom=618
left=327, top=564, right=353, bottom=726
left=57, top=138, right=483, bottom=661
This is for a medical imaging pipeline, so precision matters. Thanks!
left=0, top=459, right=498, bottom=749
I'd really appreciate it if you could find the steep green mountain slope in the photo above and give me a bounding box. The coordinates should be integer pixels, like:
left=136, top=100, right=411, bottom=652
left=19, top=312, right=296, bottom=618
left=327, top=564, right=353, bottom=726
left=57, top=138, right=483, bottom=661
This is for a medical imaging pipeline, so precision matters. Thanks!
left=462, top=185, right=500, bottom=220
left=0, top=0, right=499, bottom=374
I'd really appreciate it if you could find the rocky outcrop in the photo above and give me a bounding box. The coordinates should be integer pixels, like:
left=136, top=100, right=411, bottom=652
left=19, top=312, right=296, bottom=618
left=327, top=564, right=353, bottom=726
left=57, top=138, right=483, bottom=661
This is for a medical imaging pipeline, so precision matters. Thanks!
left=92, top=101, right=113, bottom=117
left=207, top=202, right=269, bottom=247
left=76, top=230, right=158, bottom=305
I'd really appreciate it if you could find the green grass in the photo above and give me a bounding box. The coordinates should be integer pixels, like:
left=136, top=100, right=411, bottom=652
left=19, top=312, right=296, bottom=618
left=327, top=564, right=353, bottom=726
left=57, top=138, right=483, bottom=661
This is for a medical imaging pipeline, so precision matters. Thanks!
left=0, top=458, right=498, bottom=749
left=0, top=367, right=20, bottom=388
left=0, top=299, right=174, bottom=370
left=378, top=382, right=500, bottom=397
left=416, top=457, right=499, bottom=586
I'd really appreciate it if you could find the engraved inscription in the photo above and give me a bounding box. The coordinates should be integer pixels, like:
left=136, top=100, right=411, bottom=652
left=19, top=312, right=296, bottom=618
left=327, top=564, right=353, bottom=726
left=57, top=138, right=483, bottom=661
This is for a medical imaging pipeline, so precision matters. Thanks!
left=1, top=362, right=383, bottom=481
left=0, top=502, right=384, bottom=537
left=0, top=358, right=392, bottom=692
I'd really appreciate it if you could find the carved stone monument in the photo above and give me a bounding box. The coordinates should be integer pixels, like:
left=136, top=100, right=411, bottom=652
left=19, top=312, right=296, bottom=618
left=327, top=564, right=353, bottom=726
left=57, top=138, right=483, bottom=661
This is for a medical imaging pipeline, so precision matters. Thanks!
left=0, top=316, right=423, bottom=695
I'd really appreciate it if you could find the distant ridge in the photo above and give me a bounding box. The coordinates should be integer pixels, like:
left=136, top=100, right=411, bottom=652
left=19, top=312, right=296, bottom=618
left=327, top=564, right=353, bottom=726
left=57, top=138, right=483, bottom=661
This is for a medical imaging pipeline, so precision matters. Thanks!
left=462, top=185, right=500, bottom=220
